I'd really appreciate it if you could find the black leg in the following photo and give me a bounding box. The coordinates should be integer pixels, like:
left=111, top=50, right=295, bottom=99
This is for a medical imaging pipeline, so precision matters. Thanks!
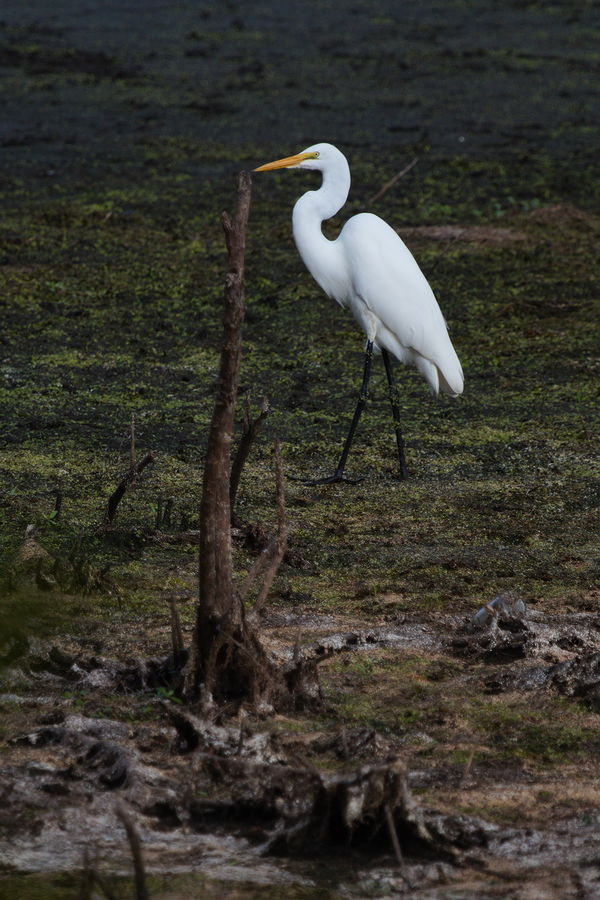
left=300, top=341, right=374, bottom=485
left=381, top=348, right=409, bottom=480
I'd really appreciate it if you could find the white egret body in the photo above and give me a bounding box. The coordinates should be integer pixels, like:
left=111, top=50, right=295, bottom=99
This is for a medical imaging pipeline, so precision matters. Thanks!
left=255, top=142, right=463, bottom=482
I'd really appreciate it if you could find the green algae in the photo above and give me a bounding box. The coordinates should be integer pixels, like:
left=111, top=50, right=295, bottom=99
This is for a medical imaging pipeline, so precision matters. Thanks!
left=1, top=149, right=599, bottom=623
left=320, top=644, right=600, bottom=777
left=0, top=872, right=338, bottom=900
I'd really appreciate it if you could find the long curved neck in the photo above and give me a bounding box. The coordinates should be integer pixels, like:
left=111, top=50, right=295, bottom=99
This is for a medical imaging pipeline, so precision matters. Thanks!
left=291, top=159, right=351, bottom=296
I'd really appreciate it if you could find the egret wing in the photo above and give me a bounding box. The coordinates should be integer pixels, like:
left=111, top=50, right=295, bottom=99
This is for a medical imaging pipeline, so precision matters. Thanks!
left=340, top=213, right=463, bottom=393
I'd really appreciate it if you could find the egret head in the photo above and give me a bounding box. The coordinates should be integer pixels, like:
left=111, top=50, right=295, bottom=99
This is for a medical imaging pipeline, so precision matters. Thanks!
left=254, top=142, right=342, bottom=173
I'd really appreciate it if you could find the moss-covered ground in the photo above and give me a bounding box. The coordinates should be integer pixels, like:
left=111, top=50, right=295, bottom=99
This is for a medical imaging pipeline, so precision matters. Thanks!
left=2, top=142, right=599, bottom=840
left=2, top=150, right=598, bottom=616
left=1, top=0, right=600, bottom=895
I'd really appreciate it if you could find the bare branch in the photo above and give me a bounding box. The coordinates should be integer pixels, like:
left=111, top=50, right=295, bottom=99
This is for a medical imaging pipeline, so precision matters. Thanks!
left=384, top=803, right=411, bottom=885
left=230, top=394, right=270, bottom=519
left=253, top=438, right=289, bottom=616
left=239, top=438, right=288, bottom=604
left=239, top=533, right=277, bottom=599
left=369, top=157, right=418, bottom=205
left=105, top=451, right=157, bottom=524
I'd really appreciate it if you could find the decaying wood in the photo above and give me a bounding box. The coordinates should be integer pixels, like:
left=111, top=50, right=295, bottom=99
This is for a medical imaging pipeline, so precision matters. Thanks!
left=105, top=451, right=157, bottom=524
left=7, top=686, right=494, bottom=879
left=230, top=393, right=270, bottom=520
left=166, top=706, right=465, bottom=861
left=188, top=171, right=286, bottom=708
left=179, top=172, right=322, bottom=710
left=195, top=174, right=251, bottom=630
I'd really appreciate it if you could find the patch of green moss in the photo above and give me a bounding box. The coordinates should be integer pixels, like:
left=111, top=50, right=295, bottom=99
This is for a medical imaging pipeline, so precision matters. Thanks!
left=0, top=872, right=337, bottom=900
left=470, top=699, right=600, bottom=763
left=1, top=143, right=599, bottom=659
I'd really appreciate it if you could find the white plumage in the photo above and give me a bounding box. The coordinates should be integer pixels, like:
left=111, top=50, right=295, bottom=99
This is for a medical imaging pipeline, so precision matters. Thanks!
left=255, top=142, right=463, bottom=482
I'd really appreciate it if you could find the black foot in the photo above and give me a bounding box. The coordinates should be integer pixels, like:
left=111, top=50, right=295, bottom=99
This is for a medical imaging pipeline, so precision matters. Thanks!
left=289, top=471, right=365, bottom=486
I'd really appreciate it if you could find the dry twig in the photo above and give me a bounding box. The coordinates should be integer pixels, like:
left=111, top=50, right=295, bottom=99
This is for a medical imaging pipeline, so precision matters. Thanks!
left=369, top=157, right=418, bottom=205
left=243, top=438, right=289, bottom=615
left=105, top=451, right=157, bottom=524
left=239, top=533, right=276, bottom=599
left=230, top=393, right=270, bottom=519
left=384, top=802, right=406, bottom=871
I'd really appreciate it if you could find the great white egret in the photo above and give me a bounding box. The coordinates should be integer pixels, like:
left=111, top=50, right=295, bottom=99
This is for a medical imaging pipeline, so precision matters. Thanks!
left=254, top=142, right=463, bottom=484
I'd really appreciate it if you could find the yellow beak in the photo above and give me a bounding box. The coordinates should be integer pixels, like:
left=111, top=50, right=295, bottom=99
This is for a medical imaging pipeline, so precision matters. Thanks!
left=254, top=151, right=316, bottom=172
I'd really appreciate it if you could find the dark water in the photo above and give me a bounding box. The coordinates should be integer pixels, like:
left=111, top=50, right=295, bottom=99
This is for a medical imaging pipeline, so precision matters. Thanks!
left=1, top=0, right=598, bottom=184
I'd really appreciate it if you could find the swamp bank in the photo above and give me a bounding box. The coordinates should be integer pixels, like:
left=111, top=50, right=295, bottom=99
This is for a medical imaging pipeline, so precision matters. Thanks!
left=1, top=0, right=599, bottom=897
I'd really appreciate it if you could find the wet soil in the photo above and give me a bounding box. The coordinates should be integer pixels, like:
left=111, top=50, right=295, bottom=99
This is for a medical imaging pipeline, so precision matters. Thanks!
left=1, top=0, right=600, bottom=897
left=3, top=606, right=600, bottom=898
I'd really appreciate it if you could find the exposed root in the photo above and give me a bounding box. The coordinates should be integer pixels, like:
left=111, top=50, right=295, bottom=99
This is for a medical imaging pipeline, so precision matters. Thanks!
left=5, top=707, right=492, bottom=872
left=164, top=702, right=483, bottom=861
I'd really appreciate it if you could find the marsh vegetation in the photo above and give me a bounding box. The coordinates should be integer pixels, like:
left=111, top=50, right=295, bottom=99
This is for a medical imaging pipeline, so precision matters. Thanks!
left=1, top=1, right=599, bottom=897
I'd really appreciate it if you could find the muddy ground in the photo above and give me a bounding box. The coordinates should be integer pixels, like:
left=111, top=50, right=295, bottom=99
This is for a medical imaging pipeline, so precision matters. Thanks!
left=1, top=0, right=600, bottom=897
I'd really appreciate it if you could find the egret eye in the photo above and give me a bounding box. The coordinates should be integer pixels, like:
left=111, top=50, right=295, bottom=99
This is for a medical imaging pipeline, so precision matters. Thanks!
left=314, top=152, right=320, bottom=158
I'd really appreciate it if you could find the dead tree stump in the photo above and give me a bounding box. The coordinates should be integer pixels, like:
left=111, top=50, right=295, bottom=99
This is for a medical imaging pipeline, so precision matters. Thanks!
left=187, top=172, right=288, bottom=709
